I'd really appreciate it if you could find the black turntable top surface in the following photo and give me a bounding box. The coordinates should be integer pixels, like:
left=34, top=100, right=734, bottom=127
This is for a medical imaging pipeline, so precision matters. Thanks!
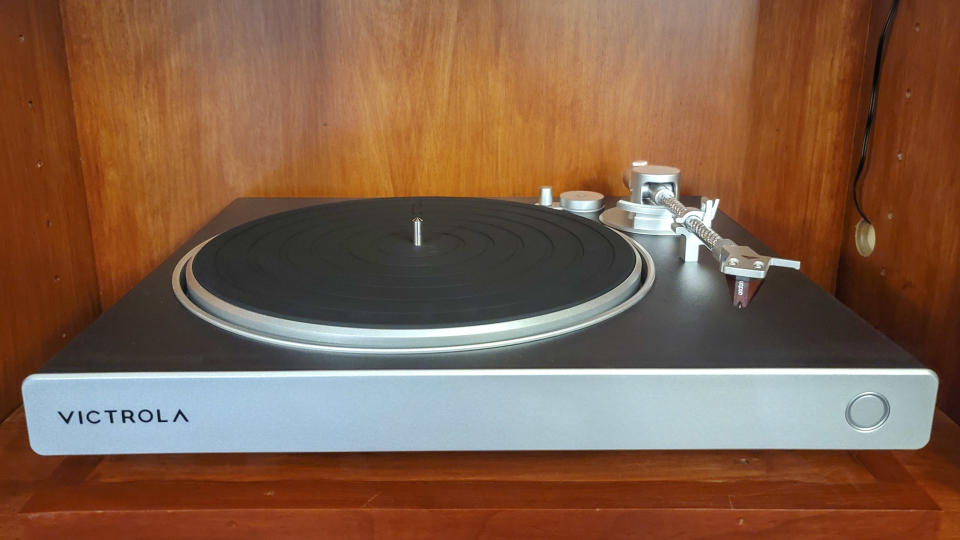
left=36, top=197, right=928, bottom=373
left=189, top=197, right=638, bottom=328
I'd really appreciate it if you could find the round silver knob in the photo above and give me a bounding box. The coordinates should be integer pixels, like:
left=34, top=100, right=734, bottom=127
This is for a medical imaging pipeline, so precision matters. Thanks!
left=538, top=186, right=554, bottom=206
left=560, top=191, right=604, bottom=212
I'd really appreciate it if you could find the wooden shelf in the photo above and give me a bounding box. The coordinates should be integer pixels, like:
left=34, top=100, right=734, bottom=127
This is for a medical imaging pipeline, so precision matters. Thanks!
left=3, top=407, right=959, bottom=538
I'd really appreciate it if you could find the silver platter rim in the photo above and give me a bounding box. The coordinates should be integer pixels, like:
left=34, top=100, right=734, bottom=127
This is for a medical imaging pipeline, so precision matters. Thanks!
left=171, top=230, right=654, bottom=354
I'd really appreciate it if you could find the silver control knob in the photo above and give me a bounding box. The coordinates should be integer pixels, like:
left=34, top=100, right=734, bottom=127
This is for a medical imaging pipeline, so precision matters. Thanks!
left=538, top=186, right=554, bottom=206
left=560, top=191, right=604, bottom=212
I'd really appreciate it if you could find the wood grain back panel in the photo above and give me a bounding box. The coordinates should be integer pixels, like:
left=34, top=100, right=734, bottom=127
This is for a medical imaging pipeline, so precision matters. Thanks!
left=0, top=0, right=99, bottom=419
left=59, top=0, right=872, bottom=307
left=740, top=0, right=872, bottom=292
left=836, top=0, right=960, bottom=421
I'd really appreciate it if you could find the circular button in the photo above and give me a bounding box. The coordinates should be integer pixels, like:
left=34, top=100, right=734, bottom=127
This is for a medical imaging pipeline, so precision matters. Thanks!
left=846, top=392, right=890, bottom=431
left=560, top=191, right=604, bottom=212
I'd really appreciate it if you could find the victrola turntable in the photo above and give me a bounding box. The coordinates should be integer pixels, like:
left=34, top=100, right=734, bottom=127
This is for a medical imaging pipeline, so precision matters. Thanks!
left=22, top=163, right=938, bottom=454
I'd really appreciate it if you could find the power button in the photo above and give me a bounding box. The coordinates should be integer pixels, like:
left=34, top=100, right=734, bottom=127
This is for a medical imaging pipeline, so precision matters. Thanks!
left=846, top=392, right=890, bottom=431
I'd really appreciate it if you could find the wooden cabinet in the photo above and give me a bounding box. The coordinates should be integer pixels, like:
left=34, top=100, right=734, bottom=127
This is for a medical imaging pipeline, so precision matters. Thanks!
left=4, top=408, right=960, bottom=538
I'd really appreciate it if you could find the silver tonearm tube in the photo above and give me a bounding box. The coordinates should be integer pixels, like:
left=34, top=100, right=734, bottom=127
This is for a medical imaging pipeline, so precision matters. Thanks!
left=650, top=186, right=800, bottom=307
left=600, top=161, right=801, bottom=308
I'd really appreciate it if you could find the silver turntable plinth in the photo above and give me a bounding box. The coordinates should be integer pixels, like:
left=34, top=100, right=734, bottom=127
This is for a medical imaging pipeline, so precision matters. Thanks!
left=21, top=197, right=938, bottom=454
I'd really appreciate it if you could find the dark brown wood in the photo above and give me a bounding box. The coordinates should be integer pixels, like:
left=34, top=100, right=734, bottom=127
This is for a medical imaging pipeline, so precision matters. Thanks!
left=0, top=0, right=100, bottom=419
left=3, top=407, right=959, bottom=538
left=58, top=0, right=873, bottom=308
left=835, top=0, right=960, bottom=422
left=738, top=0, right=872, bottom=292
left=895, top=410, right=960, bottom=538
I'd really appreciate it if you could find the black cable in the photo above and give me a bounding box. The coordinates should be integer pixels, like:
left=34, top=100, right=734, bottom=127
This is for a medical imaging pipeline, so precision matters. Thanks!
left=853, top=0, right=900, bottom=225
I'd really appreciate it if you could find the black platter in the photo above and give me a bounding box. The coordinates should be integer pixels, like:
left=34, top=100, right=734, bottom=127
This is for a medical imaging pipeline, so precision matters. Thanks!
left=178, top=197, right=652, bottom=352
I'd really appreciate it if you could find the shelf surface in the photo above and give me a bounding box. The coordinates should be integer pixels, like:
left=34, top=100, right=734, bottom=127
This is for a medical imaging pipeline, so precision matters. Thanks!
left=3, top=406, right=960, bottom=538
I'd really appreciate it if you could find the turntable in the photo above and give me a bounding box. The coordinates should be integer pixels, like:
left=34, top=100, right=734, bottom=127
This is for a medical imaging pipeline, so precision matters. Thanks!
left=22, top=163, right=938, bottom=454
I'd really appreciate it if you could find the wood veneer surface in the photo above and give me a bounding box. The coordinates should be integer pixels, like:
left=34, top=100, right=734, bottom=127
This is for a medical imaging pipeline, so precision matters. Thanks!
left=3, top=407, right=960, bottom=538
left=60, top=0, right=872, bottom=308
left=836, top=0, right=960, bottom=422
left=0, top=0, right=99, bottom=419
